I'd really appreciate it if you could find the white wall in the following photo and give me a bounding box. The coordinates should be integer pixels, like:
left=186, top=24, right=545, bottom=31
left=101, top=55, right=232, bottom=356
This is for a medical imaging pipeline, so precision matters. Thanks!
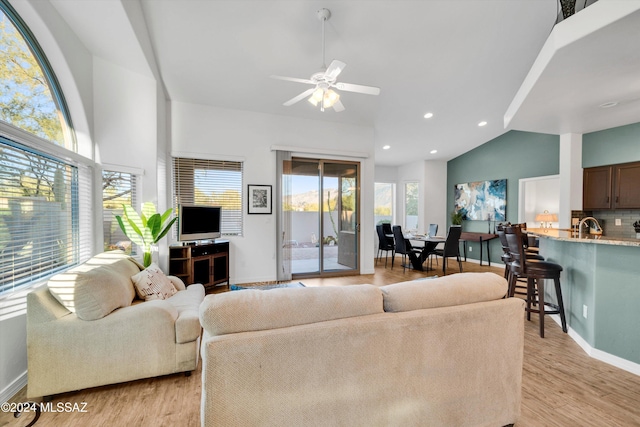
left=423, top=160, right=448, bottom=235
left=519, top=175, right=561, bottom=228
left=171, top=102, right=376, bottom=282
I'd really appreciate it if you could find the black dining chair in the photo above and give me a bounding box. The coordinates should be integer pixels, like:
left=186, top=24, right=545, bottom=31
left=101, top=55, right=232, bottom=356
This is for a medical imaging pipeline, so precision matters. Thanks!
left=376, top=224, right=395, bottom=268
left=433, top=225, right=463, bottom=275
left=392, top=225, right=423, bottom=272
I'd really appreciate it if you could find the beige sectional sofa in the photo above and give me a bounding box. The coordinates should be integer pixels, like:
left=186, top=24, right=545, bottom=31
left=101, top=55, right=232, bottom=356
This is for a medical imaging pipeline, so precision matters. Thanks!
left=27, top=251, right=205, bottom=399
left=199, top=272, right=524, bottom=427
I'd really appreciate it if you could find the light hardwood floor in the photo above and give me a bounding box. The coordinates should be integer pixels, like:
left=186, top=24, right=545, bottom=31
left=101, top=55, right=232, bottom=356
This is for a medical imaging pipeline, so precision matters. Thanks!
left=3, top=259, right=640, bottom=427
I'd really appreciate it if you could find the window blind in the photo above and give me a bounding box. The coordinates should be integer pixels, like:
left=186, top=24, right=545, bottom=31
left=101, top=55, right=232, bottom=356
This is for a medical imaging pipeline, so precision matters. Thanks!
left=172, top=157, right=243, bottom=236
left=102, top=169, right=139, bottom=253
left=0, top=137, right=91, bottom=294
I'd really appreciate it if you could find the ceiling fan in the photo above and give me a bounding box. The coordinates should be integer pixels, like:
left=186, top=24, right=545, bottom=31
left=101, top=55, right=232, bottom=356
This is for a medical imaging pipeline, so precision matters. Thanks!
left=270, top=8, right=381, bottom=112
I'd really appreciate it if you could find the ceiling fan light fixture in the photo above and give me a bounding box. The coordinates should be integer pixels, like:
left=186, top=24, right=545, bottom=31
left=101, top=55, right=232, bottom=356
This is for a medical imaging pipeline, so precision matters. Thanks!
left=323, top=89, right=340, bottom=108
left=308, top=87, right=324, bottom=106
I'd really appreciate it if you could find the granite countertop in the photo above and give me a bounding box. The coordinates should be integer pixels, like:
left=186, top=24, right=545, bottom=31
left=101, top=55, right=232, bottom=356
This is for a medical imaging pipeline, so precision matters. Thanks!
left=527, top=228, right=640, bottom=247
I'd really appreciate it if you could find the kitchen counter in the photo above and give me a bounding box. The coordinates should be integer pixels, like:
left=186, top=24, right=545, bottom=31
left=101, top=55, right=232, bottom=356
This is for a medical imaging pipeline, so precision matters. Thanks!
left=527, top=228, right=640, bottom=247
left=528, top=228, right=640, bottom=371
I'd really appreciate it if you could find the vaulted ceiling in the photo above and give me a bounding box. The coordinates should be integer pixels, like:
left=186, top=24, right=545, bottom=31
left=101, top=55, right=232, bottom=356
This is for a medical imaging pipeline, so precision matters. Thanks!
left=47, top=0, right=640, bottom=166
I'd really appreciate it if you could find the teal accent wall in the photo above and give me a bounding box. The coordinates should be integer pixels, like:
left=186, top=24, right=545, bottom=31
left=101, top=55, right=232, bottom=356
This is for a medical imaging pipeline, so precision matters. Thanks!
left=447, top=130, right=560, bottom=262
left=583, top=121, right=640, bottom=168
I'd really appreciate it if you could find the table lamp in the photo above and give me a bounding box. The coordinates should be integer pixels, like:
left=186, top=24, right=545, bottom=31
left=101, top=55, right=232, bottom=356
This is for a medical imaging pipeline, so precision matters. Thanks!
left=535, top=210, right=558, bottom=229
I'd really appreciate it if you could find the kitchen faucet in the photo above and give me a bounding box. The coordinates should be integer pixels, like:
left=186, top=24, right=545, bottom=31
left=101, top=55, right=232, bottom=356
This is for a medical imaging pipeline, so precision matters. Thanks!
left=578, top=217, right=603, bottom=238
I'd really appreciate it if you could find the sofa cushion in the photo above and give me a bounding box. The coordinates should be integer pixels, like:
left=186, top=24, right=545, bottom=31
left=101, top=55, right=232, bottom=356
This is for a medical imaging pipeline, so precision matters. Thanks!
left=380, top=272, right=508, bottom=313
left=200, top=284, right=383, bottom=336
left=131, top=263, right=177, bottom=301
left=167, top=283, right=205, bottom=343
left=47, top=251, right=140, bottom=321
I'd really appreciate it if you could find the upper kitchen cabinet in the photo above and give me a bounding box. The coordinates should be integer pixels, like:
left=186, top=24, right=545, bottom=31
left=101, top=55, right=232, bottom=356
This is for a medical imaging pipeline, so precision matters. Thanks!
left=584, top=162, right=640, bottom=210
left=583, top=166, right=612, bottom=210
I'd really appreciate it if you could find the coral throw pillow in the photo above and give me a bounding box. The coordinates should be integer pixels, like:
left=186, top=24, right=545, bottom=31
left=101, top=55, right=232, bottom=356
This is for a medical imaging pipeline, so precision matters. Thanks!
left=131, top=263, right=177, bottom=301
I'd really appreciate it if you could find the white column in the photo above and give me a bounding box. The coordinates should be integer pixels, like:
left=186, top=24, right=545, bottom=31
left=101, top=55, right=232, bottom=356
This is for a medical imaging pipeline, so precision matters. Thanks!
left=559, top=133, right=583, bottom=229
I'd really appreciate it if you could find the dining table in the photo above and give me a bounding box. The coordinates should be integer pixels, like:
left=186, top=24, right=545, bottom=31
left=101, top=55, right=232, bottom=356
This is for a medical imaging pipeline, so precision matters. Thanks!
left=408, top=234, right=446, bottom=271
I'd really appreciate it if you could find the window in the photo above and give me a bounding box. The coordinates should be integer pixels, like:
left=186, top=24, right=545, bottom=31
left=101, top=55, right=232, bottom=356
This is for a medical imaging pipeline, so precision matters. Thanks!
left=0, top=2, right=75, bottom=150
left=0, top=138, right=88, bottom=294
left=172, top=157, right=243, bottom=236
left=374, top=182, right=395, bottom=226
left=404, top=182, right=419, bottom=231
left=0, top=2, right=89, bottom=296
left=102, top=170, right=139, bottom=253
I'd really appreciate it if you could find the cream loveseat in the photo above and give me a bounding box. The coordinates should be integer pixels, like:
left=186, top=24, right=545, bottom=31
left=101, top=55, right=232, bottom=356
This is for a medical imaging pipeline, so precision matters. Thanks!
left=199, top=272, right=525, bottom=427
left=27, top=251, right=205, bottom=399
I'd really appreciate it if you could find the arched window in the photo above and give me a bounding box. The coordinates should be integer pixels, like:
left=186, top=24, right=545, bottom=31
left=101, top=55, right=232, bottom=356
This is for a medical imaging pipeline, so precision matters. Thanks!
left=0, top=0, right=75, bottom=150
left=0, top=1, right=91, bottom=296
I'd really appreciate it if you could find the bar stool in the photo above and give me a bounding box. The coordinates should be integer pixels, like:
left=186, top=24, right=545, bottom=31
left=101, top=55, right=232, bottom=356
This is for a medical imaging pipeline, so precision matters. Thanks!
left=504, top=225, right=567, bottom=338
left=496, top=224, right=543, bottom=298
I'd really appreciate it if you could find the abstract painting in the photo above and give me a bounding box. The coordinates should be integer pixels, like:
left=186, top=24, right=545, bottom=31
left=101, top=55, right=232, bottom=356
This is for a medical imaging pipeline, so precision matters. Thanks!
left=454, top=179, right=506, bottom=221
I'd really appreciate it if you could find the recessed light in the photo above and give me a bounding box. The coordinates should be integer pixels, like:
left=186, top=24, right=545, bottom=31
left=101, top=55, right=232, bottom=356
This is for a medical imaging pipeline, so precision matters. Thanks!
left=599, top=101, right=618, bottom=108
left=430, top=150, right=438, bottom=154
left=423, top=112, right=434, bottom=119
left=478, top=121, right=487, bottom=127
left=382, top=145, right=391, bottom=150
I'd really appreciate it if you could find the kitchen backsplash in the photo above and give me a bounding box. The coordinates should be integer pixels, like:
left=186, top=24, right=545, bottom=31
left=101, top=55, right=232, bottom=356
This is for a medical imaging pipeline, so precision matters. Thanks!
left=572, top=209, right=640, bottom=239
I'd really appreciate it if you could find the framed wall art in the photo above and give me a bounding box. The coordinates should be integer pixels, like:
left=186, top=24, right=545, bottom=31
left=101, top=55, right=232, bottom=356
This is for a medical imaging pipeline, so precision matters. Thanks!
left=453, top=179, right=506, bottom=221
left=248, top=184, right=272, bottom=214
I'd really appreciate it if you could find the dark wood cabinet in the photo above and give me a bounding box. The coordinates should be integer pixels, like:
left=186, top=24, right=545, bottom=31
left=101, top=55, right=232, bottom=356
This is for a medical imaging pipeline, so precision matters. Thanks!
left=614, top=162, right=640, bottom=209
left=583, top=166, right=612, bottom=210
left=583, top=161, right=640, bottom=210
left=169, top=240, right=229, bottom=292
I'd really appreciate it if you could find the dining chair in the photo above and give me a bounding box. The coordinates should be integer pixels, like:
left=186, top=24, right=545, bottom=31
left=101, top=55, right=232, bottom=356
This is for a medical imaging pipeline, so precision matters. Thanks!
left=392, top=225, right=423, bottom=272
left=432, top=225, right=462, bottom=275
left=425, top=223, right=440, bottom=267
left=376, top=224, right=395, bottom=268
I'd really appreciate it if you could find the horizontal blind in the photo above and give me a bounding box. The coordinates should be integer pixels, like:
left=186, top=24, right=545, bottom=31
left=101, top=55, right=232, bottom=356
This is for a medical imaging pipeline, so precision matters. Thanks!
left=102, top=170, right=138, bottom=254
left=173, top=157, right=243, bottom=236
left=0, top=137, right=87, bottom=294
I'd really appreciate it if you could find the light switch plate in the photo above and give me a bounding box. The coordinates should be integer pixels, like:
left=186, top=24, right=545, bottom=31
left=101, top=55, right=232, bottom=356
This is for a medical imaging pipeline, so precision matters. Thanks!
left=615, top=218, right=622, bottom=226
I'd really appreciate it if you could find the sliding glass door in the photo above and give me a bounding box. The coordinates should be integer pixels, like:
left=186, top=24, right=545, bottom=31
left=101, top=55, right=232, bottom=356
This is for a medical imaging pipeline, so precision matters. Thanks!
left=286, top=158, right=359, bottom=277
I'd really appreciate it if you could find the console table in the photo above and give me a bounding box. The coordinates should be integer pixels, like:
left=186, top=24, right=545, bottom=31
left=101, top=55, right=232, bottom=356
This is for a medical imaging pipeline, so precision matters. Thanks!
left=169, top=240, right=229, bottom=292
left=459, top=232, right=498, bottom=266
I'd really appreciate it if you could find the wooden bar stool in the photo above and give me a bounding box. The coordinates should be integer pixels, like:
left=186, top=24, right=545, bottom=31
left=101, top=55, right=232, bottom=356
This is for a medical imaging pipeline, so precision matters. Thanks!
left=504, top=226, right=567, bottom=338
left=496, top=224, right=543, bottom=298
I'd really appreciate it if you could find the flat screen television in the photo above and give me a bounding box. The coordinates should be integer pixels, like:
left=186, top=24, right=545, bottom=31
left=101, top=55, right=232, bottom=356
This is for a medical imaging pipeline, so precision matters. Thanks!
left=178, top=204, right=222, bottom=242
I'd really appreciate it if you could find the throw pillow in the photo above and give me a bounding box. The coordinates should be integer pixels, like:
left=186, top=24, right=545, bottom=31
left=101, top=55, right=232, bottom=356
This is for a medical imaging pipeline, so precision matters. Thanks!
left=47, top=251, right=139, bottom=321
left=131, top=263, right=177, bottom=301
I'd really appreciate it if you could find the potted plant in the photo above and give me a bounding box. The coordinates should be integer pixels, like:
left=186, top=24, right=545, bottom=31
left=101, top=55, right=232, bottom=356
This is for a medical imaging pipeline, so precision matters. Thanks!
left=450, top=210, right=463, bottom=226
left=116, top=202, right=177, bottom=267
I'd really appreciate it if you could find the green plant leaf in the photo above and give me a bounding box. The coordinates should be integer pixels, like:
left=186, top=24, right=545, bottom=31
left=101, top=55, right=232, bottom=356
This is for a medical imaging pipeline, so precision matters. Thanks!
left=123, top=205, right=144, bottom=236
left=160, top=208, right=173, bottom=224
left=154, top=217, right=177, bottom=243
left=147, top=213, right=162, bottom=240
left=116, top=214, right=144, bottom=246
left=141, top=202, right=157, bottom=226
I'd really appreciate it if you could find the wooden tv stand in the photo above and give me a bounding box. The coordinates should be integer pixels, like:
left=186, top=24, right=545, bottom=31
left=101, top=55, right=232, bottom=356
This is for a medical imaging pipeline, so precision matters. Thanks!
left=169, top=240, right=229, bottom=292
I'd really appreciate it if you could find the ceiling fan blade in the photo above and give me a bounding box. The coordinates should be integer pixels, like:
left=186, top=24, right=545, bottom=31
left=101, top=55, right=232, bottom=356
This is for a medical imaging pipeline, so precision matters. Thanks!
left=270, top=75, right=315, bottom=85
left=324, top=60, right=346, bottom=80
left=283, top=88, right=316, bottom=106
left=332, top=99, right=345, bottom=112
left=335, top=82, right=381, bottom=96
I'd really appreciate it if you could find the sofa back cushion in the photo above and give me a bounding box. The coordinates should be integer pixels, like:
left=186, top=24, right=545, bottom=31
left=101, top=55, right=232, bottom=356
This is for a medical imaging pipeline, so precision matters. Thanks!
left=200, top=284, right=383, bottom=336
left=47, top=251, right=140, bottom=320
left=380, top=272, right=508, bottom=313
